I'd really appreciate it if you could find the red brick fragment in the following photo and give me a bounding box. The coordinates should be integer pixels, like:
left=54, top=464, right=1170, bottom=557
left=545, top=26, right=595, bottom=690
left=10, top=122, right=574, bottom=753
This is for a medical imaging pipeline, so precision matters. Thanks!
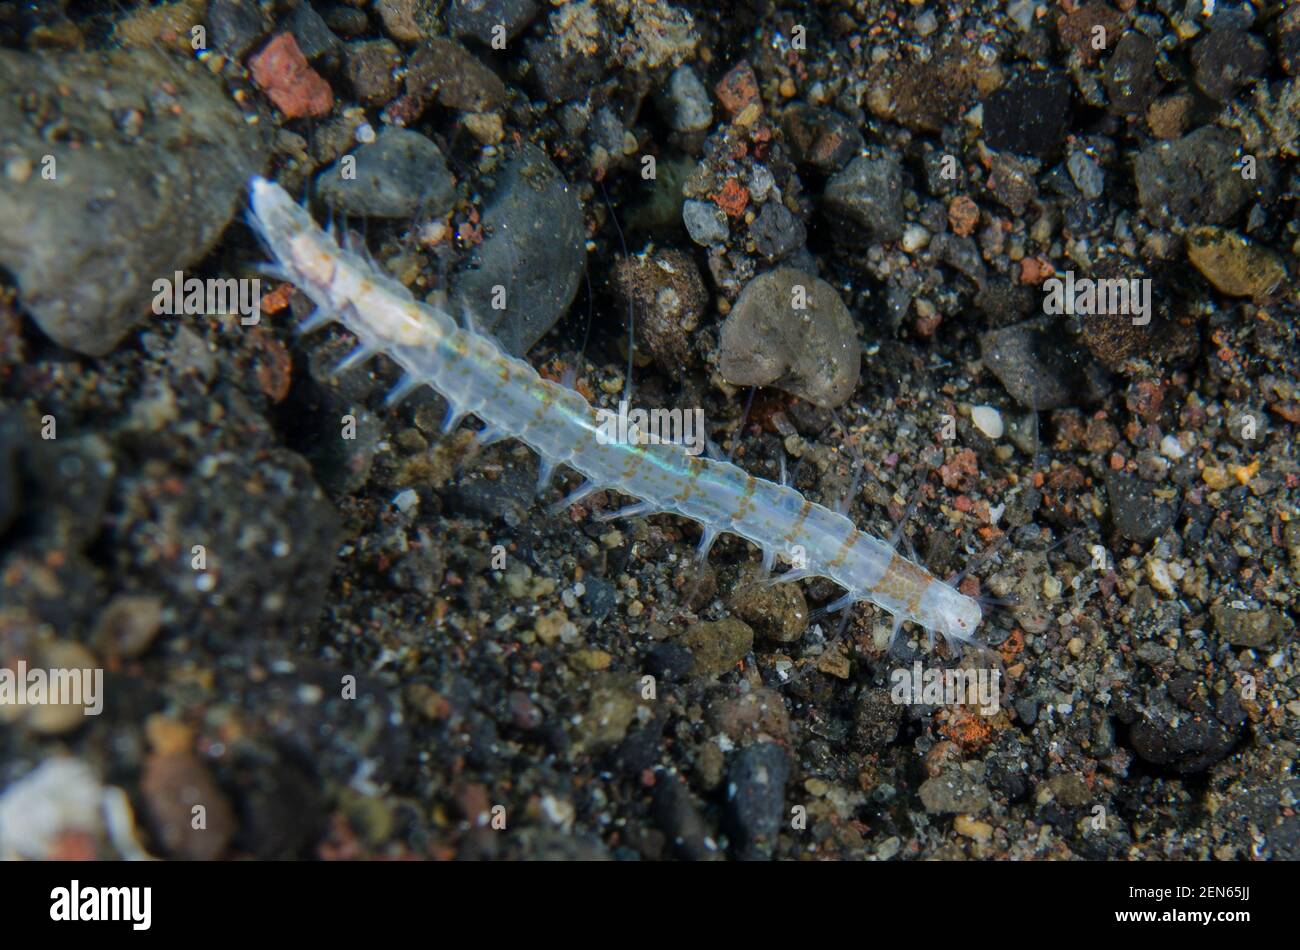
left=249, top=32, right=333, bottom=119
left=715, top=60, right=760, bottom=118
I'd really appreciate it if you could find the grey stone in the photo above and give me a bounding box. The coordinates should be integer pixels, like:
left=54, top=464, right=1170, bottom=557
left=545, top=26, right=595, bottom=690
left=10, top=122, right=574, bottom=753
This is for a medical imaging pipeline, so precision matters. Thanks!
left=1134, top=127, right=1259, bottom=228
left=659, top=65, right=712, bottom=132
left=0, top=50, right=262, bottom=356
left=208, top=0, right=270, bottom=58
left=1067, top=151, right=1105, bottom=200
left=918, top=769, right=991, bottom=814
left=725, top=743, right=789, bottom=860
left=451, top=143, right=585, bottom=356
left=718, top=267, right=860, bottom=408
left=750, top=201, right=806, bottom=261
left=823, top=155, right=904, bottom=243
left=447, top=0, right=539, bottom=43
left=316, top=127, right=455, bottom=218
left=682, top=199, right=729, bottom=245
left=980, top=316, right=1109, bottom=410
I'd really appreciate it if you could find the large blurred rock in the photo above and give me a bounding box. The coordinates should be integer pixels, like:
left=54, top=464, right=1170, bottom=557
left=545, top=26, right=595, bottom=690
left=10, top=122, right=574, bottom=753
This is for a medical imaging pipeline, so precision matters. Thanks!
left=0, top=49, right=262, bottom=356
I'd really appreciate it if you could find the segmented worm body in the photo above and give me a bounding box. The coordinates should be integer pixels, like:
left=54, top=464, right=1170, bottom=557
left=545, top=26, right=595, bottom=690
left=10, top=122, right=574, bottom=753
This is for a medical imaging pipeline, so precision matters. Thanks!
left=247, top=176, right=983, bottom=649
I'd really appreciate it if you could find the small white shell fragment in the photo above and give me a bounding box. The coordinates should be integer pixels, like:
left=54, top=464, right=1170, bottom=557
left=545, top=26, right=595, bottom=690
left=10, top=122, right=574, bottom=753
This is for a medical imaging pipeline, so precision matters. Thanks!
left=1146, top=558, right=1177, bottom=597
left=1160, top=433, right=1186, bottom=459
left=901, top=223, right=930, bottom=252
left=392, top=488, right=419, bottom=512
left=971, top=405, right=1004, bottom=439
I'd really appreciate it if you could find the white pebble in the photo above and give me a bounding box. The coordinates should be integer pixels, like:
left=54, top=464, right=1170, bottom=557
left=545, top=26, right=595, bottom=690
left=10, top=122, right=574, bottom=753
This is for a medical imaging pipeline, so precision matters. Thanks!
left=971, top=405, right=1004, bottom=439
left=901, top=223, right=931, bottom=252
left=392, top=488, right=419, bottom=512
left=1160, top=433, right=1186, bottom=460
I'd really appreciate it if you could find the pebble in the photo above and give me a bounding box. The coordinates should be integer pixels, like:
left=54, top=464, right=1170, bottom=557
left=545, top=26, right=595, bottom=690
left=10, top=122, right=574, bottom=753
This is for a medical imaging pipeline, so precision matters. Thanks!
left=1104, top=31, right=1161, bottom=115
left=1186, top=227, right=1287, bottom=298
left=982, top=69, right=1072, bottom=159
left=823, top=154, right=905, bottom=243
left=574, top=676, right=640, bottom=751
left=1192, top=27, right=1268, bottom=102
left=749, top=201, right=807, bottom=261
left=1134, top=127, right=1256, bottom=228
left=715, top=60, right=761, bottom=118
left=918, top=769, right=991, bottom=814
left=208, top=0, right=271, bottom=58
left=984, top=152, right=1039, bottom=215
left=1124, top=680, right=1245, bottom=773
left=91, top=593, right=164, bottom=658
left=1211, top=604, right=1286, bottom=648
left=1146, top=92, right=1193, bottom=140
left=718, top=267, right=861, bottom=408
left=447, top=0, right=539, bottom=44
left=980, top=316, right=1108, bottom=411
left=970, top=405, right=1004, bottom=439
left=375, top=0, right=434, bottom=44
left=683, top=198, right=730, bottom=245
left=0, top=49, right=260, bottom=356
left=644, top=642, right=693, bottom=683
left=659, top=65, right=713, bottom=133
left=681, top=618, right=753, bottom=678
left=727, top=566, right=808, bottom=643
left=707, top=686, right=792, bottom=745
left=1066, top=150, right=1104, bottom=200
left=317, top=127, right=455, bottom=218
left=953, top=814, right=993, bottom=843
left=403, top=38, right=507, bottom=114
left=0, top=760, right=118, bottom=860
left=343, top=39, right=403, bottom=106
left=725, top=742, right=789, bottom=860
left=249, top=32, right=333, bottom=118
left=1105, top=470, right=1174, bottom=543
left=21, top=640, right=100, bottom=736
left=610, top=248, right=708, bottom=371
left=285, top=1, right=340, bottom=60
left=853, top=688, right=902, bottom=754
left=781, top=104, right=864, bottom=172
left=451, top=143, right=586, bottom=355
left=140, top=751, right=237, bottom=860
left=901, top=223, right=930, bottom=252
left=525, top=6, right=607, bottom=103
left=1146, top=558, right=1178, bottom=598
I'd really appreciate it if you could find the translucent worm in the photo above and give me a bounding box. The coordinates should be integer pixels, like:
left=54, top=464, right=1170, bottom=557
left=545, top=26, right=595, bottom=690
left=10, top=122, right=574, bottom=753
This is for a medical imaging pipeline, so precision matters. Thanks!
left=246, top=176, right=984, bottom=650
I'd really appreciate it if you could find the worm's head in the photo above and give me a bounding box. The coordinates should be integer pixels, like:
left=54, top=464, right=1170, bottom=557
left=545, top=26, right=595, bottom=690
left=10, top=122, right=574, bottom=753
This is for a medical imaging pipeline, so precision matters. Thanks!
left=919, top=580, right=983, bottom=647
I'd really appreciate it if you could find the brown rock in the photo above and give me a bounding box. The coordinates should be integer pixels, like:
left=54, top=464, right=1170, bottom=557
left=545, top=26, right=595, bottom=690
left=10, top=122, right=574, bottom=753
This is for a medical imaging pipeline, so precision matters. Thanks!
left=1146, top=93, right=1193, bottom=140
left=140, top=752, right=236, bottom=860
left=610, top=248, right=708, bottom=373
left=404, top=39, right=507, bottom=114
left=727, top=566, right=808, bottom=643
left=1056, top=2, right=1124, bottom=66
left=1187, top=227, right=1287, bottom=299
left=715, top=61, right=760, bottom=118
left=682, top=618, right=754, bottom=678
left=92, top=594, right=164, bottom=658
left=706, top=685, right=792, bottom=744
left=344, top=39, right=404, bottom=106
